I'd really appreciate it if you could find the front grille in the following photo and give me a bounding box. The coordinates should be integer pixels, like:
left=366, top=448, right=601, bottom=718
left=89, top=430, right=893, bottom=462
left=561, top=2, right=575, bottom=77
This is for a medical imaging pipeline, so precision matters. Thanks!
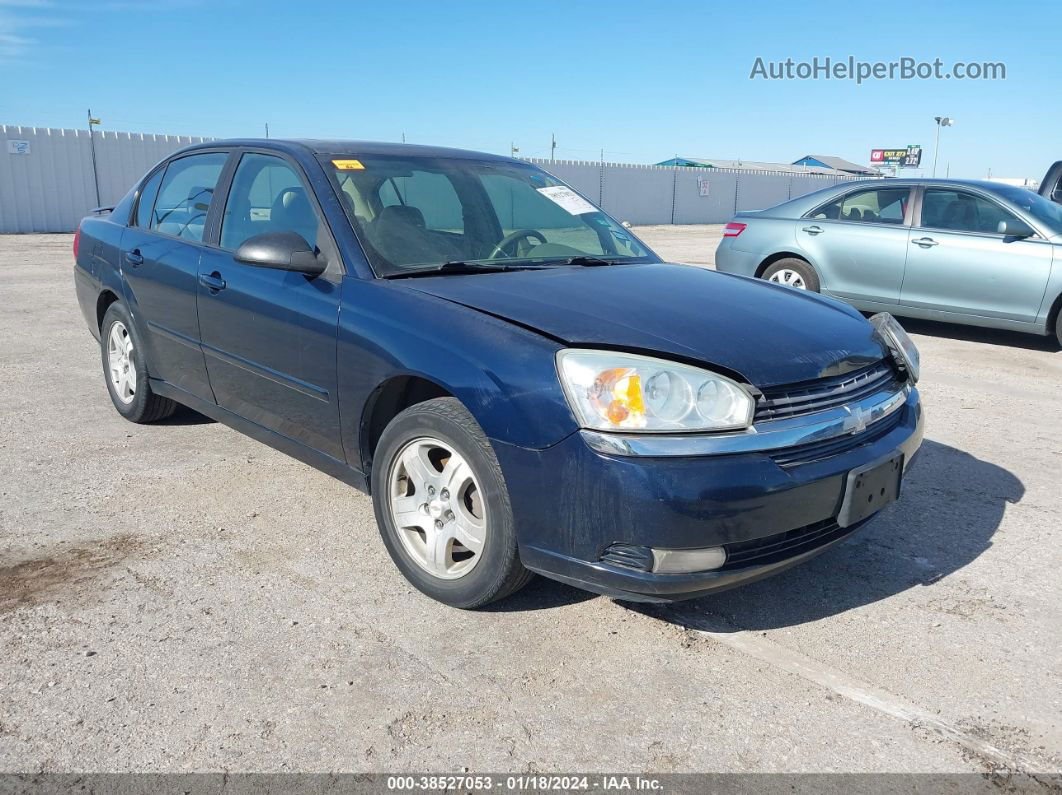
left=600, top=543, right=653, bottom=572
left=721, top=518, right=858, bottom=570
left=770, top=407, right=904, bottom=468
left=754, top=360, right=900, bottom=423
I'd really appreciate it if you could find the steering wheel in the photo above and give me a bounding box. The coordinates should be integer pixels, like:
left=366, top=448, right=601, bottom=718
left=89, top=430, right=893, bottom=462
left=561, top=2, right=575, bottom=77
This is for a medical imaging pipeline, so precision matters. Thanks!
left=487, top=229, right=547, bottom=260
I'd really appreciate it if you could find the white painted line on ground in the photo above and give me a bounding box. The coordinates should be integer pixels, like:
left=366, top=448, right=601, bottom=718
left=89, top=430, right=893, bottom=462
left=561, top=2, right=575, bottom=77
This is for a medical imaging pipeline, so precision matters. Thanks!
left=680, top=621, right=1044, bottom=773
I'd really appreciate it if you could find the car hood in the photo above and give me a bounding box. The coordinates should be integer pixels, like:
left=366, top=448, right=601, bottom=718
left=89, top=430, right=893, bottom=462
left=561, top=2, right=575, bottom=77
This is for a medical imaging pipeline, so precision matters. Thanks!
left=405, top=263, right=888, bottom=387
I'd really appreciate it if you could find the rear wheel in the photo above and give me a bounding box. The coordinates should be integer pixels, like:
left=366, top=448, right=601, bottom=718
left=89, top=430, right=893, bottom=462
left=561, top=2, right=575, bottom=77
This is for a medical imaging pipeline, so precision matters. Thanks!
left=371, top=398, right=532, bottom=608
left=100, top=302, right=177, bottom=423
left=761, top=258, right=820, bottom=292
left=1056, top=311, right=1062, bottom=349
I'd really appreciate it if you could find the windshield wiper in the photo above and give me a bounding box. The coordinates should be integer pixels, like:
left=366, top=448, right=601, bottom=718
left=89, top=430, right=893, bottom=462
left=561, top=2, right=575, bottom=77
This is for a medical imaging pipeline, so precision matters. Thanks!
left=384, top=260, right=535, bottom=279
left=553, top=256, right=623, bottom=267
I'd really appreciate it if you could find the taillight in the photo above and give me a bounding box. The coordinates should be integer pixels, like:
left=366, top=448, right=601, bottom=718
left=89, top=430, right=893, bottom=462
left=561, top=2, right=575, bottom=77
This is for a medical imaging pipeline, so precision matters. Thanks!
left=73, top=226, right=81, bottom=260
left=723, top=222, right=747, bottom=237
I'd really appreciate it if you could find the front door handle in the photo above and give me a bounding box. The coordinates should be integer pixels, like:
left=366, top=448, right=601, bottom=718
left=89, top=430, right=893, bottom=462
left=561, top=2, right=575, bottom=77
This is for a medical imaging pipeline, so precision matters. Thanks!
left=912, top=237, right=939, bottom=248
left=199, top=272, right=227, bottom=291
left=801, top=225, right=824, bottom=235
left=124, top=250, right=144, bottom=267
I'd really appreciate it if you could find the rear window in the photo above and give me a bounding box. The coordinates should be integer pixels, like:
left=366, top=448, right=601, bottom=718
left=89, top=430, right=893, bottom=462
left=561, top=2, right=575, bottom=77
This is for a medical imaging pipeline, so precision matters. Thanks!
left=134, top=168, right=164, bottom=228
left=149, top=152, right=228, bottom=242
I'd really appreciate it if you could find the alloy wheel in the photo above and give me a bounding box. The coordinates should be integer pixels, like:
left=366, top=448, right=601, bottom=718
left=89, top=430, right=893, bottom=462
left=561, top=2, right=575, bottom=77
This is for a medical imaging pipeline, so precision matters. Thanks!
left=387, top=437, right=487, bottom=580
left=107, top=321, right=136, bottom=404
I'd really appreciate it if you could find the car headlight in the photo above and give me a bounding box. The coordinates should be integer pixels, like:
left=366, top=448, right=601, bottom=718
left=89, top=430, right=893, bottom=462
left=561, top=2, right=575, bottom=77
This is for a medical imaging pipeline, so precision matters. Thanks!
left=870, top=313, right=920, bottom=383
left=556, top=349, right=755, bottom=432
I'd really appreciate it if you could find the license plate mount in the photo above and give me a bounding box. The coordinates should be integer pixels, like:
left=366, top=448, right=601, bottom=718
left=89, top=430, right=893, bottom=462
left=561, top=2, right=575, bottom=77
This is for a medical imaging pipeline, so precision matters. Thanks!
left=837, top=452, right=904, bottom=528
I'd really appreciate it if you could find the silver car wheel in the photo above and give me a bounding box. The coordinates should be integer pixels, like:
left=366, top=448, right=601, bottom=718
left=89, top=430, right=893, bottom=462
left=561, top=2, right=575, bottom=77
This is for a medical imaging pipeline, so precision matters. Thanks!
left=388, top=437, right=487, bottom=580
left=768, top=269, right=807, bottom=290
left=106, top=321, right=137, bottom=404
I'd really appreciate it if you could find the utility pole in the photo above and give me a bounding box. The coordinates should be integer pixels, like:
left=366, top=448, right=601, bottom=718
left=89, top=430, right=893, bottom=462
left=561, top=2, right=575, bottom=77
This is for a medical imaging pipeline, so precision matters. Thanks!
left=264, top=122, right=269, bottom=139
left=510, top=142, right=519, bottom=158
left=87, top=109, right=102, bottom=207
left=550, top=132, right=556, bottom=164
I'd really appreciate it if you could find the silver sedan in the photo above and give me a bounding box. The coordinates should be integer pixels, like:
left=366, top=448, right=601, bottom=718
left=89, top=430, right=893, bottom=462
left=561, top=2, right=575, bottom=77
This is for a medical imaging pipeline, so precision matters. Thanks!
left=715, top=178, right=1062, bottom=346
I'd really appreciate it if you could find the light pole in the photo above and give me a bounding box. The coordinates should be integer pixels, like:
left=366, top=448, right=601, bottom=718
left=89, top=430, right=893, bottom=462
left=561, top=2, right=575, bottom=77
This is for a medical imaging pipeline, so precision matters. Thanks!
left=932, top=116, right=954, bottom=177
left=87, top=109, right=102, bottom=207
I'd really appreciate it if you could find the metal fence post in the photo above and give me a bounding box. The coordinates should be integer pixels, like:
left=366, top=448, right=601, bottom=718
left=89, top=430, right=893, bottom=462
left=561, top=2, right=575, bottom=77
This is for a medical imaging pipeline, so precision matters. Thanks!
left=670, top=165, right=678, bottom=225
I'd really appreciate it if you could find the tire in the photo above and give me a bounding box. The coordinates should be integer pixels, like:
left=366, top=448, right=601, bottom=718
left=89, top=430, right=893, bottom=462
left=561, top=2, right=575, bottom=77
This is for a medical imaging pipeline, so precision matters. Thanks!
left=371, top=397, right=533, bottom=608
left=1055, top=311, right=1062, bottom=349
left=761, top=258, right=821, bottom=292
left=100, top=302, right=177, bottom=423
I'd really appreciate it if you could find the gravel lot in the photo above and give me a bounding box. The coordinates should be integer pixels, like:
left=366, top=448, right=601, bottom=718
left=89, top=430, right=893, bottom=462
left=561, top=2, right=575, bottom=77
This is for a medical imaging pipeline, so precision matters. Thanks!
left=1, top=228, right=1060, bottom=775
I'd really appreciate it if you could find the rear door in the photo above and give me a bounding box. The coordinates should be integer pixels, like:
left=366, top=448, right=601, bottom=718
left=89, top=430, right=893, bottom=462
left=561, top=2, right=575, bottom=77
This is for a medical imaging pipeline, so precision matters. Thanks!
left=121, top=151, right=229, bottom=402
left=196, top=150, right=345, bottom=460
left=900, top=186, right=1053, bottom=322
left=799, top=185, right=913, bottom=306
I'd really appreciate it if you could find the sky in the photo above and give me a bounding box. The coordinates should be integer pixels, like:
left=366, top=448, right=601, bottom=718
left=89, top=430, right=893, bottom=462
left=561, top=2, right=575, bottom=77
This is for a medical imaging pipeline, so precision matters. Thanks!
left=1, top=0, right=1060, bottom=180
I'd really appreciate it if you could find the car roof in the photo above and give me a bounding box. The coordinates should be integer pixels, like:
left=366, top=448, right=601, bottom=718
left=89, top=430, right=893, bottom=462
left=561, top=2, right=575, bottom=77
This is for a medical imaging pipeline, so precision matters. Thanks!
left=174, top=138, right=515, bottom=162
left=824, top=177, right=1025, bottom=193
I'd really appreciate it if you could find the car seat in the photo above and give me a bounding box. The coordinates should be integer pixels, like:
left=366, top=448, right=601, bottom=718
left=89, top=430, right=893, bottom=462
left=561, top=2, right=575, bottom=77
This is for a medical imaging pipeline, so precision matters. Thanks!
left=270, top=188, right=318, bottom=247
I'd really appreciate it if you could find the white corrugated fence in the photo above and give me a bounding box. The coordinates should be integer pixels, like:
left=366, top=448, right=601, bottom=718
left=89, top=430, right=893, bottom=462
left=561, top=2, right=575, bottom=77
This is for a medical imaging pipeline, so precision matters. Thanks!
left=0, top=124, right=861, bottom=233
left=0, top=125, right=214, bottom=233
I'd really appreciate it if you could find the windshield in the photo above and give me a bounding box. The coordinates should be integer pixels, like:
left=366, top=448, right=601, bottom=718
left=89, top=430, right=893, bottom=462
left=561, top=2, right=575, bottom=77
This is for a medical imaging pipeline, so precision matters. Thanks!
left=993, top=185, right=1062, bottom=234
left=321, top=154, right=657, bottom=276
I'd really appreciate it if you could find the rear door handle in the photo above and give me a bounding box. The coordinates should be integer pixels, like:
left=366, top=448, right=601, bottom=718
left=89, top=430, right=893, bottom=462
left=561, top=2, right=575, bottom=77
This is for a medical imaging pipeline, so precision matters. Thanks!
left=912, top=237, right=939, bottom=248
left=801, top=225, right=824, bottom=235
left=199, top=272, right=227, bottom=291
left=124, top=250, right=144, bottom=267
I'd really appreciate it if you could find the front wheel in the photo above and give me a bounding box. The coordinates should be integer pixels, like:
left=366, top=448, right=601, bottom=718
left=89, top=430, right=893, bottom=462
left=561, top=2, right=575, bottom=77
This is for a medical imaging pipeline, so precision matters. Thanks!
left=761, top=258, right=820, bottom=292
left=100, top=302, right=177, bottom=423
left=371, top=398, right=533, bottom=608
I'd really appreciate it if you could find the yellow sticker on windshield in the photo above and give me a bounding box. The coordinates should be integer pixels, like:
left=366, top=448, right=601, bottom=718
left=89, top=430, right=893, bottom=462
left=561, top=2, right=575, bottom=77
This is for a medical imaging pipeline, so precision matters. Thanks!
left=332, top=159, right=365, bottom=170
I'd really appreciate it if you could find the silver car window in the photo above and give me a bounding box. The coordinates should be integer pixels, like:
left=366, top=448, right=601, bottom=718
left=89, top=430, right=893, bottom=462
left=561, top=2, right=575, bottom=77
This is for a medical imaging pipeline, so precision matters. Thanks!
left=810, top=188, right=909, bottom=225
left=920, top=189, right=1017, bottom=235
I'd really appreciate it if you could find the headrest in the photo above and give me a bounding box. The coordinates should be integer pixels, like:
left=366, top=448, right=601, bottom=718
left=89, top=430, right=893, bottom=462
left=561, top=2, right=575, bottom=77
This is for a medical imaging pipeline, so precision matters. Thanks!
left=377, top=204, right=426, bottom=230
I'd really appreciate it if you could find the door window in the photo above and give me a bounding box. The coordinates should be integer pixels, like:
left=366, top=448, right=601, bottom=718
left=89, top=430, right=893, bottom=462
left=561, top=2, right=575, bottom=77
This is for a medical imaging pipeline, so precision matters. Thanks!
left=149, top=152, right=227, bottom=242
left=811, top=187, right=910, bottom=225
left=920, top=188, right=1018, bottom=234
left=220, top=153, right=320, bottom=250
left=133, top=168, right=164, bottom=228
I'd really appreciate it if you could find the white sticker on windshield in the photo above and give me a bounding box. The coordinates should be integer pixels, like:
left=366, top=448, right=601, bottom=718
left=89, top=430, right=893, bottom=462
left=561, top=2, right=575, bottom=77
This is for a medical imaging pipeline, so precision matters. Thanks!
left=537, top=186, right=598, bottom=215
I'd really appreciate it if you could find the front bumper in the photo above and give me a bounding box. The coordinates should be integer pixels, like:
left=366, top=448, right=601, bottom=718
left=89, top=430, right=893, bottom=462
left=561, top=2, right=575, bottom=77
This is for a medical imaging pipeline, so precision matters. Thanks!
left=493, top=389, right=923, bottom=602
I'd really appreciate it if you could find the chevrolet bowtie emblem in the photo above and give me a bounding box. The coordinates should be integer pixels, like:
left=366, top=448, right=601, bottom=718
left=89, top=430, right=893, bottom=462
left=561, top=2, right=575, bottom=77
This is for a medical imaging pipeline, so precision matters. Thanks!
left=842, top=405, right=868, bottom=435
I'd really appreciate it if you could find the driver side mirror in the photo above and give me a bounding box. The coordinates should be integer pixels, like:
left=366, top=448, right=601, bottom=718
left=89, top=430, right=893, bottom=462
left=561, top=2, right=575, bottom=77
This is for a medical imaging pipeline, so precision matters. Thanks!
left=234, top=231, right=325, bottom=275
left=997, top=218, right=1034, bottom=238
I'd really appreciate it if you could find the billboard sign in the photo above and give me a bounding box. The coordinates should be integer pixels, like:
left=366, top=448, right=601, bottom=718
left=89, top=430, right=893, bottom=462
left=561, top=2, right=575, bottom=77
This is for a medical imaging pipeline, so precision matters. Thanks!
left=870, top=145, right=922, bottom=168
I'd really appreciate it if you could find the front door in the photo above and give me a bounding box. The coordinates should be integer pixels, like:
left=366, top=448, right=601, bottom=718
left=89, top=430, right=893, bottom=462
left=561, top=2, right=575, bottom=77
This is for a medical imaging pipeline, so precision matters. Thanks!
left=121, top=151, right=228, bottom=402
left=799, top=185, right=914, bottom=306
left=196, top=151, right=344, bottom=460
left=900, top=187, right=1053, bottom=323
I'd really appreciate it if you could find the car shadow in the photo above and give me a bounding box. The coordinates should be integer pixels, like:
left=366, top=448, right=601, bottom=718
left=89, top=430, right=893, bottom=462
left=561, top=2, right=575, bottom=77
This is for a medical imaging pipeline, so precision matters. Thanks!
left=881, top=316, right=1058, bottom=352
left=614, top=439, right=1023, bottom=631
left=156, top=404, right=216, bottom=426
left=481, top=573, right=598, bottom=612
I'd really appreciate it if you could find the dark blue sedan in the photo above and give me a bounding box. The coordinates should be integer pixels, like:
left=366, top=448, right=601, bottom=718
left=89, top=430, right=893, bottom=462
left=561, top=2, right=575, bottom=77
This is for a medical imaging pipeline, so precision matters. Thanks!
left=74, top=139, right=924, bottom=608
